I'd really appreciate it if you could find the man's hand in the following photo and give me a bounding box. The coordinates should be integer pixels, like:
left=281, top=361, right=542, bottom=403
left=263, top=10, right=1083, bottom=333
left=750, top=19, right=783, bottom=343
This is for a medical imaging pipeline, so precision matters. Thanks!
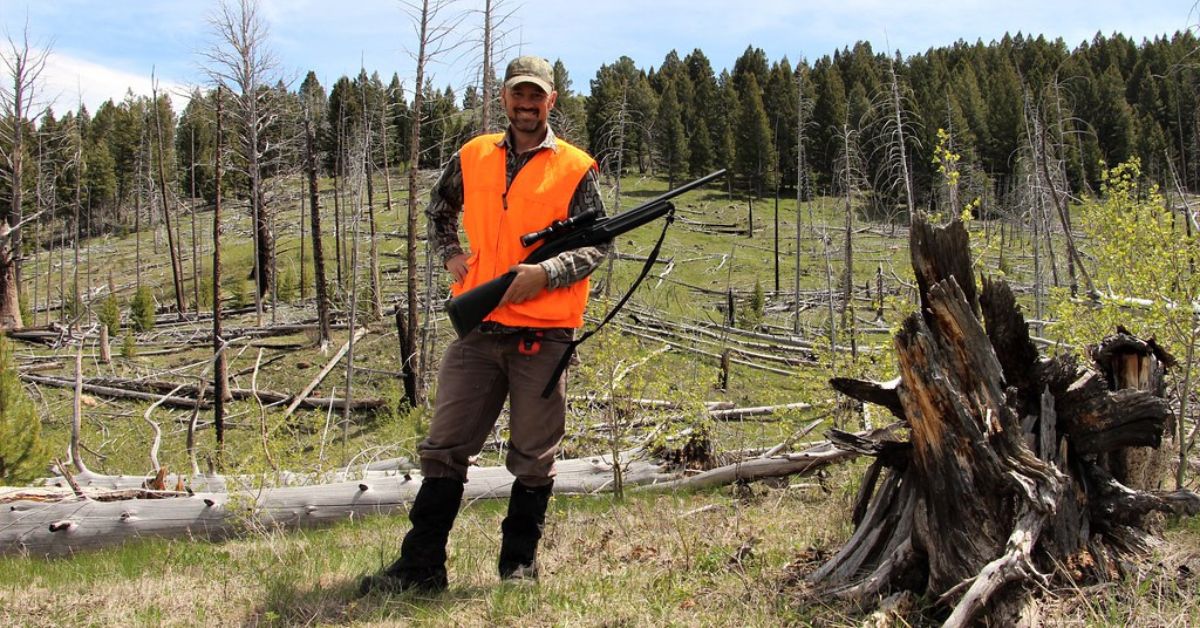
left=445, top=253, right=470, bottom=283
left=499, top=263, right=548, bottom=305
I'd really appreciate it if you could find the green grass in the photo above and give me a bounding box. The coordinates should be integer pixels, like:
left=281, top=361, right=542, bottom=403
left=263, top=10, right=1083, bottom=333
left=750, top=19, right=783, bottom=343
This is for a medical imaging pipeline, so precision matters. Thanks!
left=5, top=168, right=1198, bottom=627
left=0, top=480, right=861, bottom=627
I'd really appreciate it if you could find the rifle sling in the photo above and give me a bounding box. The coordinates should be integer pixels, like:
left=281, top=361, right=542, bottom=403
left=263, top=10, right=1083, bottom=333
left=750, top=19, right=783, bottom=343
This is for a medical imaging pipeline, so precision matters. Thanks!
left=540, top=209, right=675, bottom=399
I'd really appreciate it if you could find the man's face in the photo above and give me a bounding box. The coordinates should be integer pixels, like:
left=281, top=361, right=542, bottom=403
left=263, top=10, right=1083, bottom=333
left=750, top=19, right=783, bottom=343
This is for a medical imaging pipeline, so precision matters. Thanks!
left=502, top=82, right=557, bottom=135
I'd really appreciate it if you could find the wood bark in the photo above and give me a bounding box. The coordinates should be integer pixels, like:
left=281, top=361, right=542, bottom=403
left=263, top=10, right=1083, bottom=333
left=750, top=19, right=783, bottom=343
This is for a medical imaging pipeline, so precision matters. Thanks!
left=0, top=436, right=855, bottom=557
left=304, top=117, right=332, bottom=346
left=805, top=215, right=1199, bottom=626
left=212, top=87, right=230, bottom=457
left=152, top=76, right=187, bottom=315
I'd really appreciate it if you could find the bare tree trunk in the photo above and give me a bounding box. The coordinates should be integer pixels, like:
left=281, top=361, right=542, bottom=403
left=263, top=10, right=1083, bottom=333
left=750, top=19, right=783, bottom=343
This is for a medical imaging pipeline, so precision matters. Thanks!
left=299, top=165, right=307, bottom=302
left=479, top=0, right=493, bottom=134
left=212, top=87, right=230, bottom=464
left=304, top=118, right=332, bottom=347
left=153, top=76, right=188, bottom=316
left=72, top=118, right=82, bottom=327
left=190, top=128, right=201, bottom=312
left=98, top=324, right=111, bottom=365
left=405, top=0, right=431, bottom=406
left=0, top=30, right=49, bottom=330
left=134, top=135, right=144, bottom=291
left=69, top=337, right=89, bottom=473
left=840, top=125, right=854, bottom=334
left=379, top=104, right=395, bottom=222
left=202, top=0, right=278, bottom=314
left=333, top=142, right=344, bottom=291
left=361, top=79, right=382, bottom=320
left=886, top=58, right=915, bottom=216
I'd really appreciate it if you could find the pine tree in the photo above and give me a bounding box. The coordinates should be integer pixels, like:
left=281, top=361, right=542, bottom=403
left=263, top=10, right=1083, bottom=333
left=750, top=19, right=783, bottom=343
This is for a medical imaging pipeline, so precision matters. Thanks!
left=654, top=80, right=688, bottom=188
left=0, top=337, right=49, bottom=485
left=734, top=74, right=776, bottom=196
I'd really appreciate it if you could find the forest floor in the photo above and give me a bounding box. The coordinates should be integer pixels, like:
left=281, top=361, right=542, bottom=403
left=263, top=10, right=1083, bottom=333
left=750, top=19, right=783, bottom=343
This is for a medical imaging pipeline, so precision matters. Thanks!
left=2, top=470, right=1198, bottom=626
left=3, top=171, right=1199, bottom=626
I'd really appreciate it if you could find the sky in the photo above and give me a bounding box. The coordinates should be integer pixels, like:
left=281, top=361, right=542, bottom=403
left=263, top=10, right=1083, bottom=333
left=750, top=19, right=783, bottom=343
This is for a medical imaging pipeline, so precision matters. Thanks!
left=1, top=0, right=1196, bottom=116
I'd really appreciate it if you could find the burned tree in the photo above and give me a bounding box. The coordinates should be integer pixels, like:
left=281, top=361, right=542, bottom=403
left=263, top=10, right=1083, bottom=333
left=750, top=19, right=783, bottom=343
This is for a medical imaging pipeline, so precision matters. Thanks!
left=809, top=216, right=1199, bottom=626
left=201, top=0, right=280, bottom=313
left=0, top=27, right=50, bottom=331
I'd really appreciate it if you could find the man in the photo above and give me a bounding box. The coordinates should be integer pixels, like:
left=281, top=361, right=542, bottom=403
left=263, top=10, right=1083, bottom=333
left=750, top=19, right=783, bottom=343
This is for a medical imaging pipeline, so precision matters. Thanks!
left=360, top=55, right=609, bottom=595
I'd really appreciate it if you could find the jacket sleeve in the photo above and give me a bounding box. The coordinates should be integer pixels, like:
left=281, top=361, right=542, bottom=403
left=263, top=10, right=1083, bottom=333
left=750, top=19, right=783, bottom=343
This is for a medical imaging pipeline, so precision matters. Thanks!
left=538, top=168, right=611, bottom=289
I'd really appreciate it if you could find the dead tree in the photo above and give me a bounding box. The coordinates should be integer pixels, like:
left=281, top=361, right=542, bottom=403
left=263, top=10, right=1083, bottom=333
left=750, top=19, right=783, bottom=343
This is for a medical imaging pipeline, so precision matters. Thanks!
left=811, top=216, right=1200, bottom=626
left=210, top=87, right=230, bottom=462
left=202, top=0, right=280, bottom=311
left=303, top=116, right=332, bottom=347
left=0, top=26, right=49, bottom=330
left=151, top=74, right=188, bottom=315
left=401, top=0, right=464, bottom=405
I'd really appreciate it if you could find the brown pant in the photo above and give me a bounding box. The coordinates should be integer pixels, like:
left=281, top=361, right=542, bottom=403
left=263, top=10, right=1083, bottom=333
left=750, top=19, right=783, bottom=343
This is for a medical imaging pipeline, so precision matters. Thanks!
left=418, top=327, right=573, bottom=487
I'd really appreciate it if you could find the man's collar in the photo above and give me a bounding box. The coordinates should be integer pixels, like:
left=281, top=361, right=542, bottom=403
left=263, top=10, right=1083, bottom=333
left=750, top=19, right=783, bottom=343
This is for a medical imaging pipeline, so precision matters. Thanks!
left=496, top=126, right=559, bottom=154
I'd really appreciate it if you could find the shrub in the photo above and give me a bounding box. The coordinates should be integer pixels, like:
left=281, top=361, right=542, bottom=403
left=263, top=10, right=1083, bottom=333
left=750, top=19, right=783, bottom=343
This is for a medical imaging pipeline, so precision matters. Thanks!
left=276, top=265, right=297, bottom=303
left=0, top=337, right=50, bottom=485
left=130, top=286, right=156, bottom=332
left=121, top=333, right=137, bottom=358
left=97, top=294, right=121, bottom=336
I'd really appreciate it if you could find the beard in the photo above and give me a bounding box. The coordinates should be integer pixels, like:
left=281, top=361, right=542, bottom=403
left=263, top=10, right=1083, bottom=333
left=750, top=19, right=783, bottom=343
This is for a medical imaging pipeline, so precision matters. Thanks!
left=508, top=109, right=545, bottom=133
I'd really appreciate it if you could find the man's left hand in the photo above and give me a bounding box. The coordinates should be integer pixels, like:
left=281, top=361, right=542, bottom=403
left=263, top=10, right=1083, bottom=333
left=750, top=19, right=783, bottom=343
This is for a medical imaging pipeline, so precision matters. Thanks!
left=500, top=264, right=548, bottom=305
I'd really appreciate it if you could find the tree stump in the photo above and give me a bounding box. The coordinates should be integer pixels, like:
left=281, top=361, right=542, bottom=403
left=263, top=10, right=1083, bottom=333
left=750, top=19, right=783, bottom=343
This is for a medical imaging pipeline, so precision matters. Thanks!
left=813, top=216, right=1199, bottom=626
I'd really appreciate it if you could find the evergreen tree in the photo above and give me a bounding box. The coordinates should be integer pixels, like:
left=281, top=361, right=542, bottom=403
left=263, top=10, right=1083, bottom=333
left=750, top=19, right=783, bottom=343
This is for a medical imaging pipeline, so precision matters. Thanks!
left=731, top=45, right=769, bottom=95
left=685, top=49, right=723, bottom=172
left=765, top=58, right=799, bottom=188
left=551, top=59, right=588, bottom=146
left=0, top=336, right=48, bottom=485
left=1092, top=62, right=1135, bottom=166
left=385, top=74, right=412, bottom=168
left=653, top=80, right=688, bottom=187
left=810, top=59, right=847, bottom=187
left=733, top=73, right=776, bottom=195
left=177, top=89, right=218, bottom=203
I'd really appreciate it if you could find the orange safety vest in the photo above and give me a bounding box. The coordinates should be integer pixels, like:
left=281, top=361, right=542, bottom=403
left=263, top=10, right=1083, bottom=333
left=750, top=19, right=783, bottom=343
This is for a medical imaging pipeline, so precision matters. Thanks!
left=451, top=133, right=597, bottom=329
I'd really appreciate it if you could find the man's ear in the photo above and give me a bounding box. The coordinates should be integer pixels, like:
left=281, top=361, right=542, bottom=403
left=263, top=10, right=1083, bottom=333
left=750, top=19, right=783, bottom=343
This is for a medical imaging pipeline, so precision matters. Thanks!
left=547, top=90, right=558, bottom=111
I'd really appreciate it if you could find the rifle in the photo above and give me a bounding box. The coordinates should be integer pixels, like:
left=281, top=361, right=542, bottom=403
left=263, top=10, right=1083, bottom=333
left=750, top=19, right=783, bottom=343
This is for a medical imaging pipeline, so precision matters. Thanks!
left=445, top=169, right=726, bottom=338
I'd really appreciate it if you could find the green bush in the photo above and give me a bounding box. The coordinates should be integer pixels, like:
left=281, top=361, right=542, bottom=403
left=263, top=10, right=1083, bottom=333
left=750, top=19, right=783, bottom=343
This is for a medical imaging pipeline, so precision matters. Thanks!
left=130, top=286, right=156, bottom=332
left=739, top=278, right=765, bottom=329
left=97, top=294, right=121, bottom=336
left=0, top=337, right=50, bottom=485
left=121, top=333, right=137, bottom=358
left=18, top=292, right=32, bottom=329
left=276, top=265, right=297, bottom=303
left=62, top=288, right=83, bottom=322
left=196, top=274, right=215, bottom=310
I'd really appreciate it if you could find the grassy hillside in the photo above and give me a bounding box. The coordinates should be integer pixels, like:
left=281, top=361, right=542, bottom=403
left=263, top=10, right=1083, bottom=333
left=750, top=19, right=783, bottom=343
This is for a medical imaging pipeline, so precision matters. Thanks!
left=3, top=169, right=1198, bottom=626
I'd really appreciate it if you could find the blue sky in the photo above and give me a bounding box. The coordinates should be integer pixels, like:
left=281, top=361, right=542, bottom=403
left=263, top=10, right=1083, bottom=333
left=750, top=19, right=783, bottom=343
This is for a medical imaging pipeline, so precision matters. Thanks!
left=1, top=0, right=1195, bottom=115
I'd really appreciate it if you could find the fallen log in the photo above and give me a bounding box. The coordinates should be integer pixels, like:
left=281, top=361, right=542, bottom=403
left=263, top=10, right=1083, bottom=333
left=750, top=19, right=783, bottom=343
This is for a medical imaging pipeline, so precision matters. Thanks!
left=19, top=374, right=385, bottom=414
left=800, top=215, right=1200, bottom=626
left=20, top=374, right=209, bottom=409
left=1, top=430, right=862, bottom=557
left=284, top=327, right=368, bottom=417
left=0, top=452, right=660, bottom=556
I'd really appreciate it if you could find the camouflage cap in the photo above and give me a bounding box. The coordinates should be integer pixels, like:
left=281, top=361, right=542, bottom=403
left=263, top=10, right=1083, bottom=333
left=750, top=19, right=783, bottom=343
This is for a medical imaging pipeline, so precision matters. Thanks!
left=503, top=55, right=554, bottom=93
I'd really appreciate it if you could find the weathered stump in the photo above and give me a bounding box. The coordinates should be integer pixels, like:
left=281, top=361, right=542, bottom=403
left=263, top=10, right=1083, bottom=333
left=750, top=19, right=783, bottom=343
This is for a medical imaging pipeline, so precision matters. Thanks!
left=814, top=216, right=1199, bottom=626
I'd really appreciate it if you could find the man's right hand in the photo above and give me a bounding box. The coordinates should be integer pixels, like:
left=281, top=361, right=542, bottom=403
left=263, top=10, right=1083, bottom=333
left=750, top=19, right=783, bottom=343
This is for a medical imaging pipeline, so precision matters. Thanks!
left=446, top=253, right=470, bottom=282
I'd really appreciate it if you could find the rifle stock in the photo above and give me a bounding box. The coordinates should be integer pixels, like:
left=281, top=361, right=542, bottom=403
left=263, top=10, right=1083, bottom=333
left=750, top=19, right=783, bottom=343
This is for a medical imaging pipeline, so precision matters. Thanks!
left=444, top=169, right=725, bottom=337
left=445, top=271, right=516, bottom=338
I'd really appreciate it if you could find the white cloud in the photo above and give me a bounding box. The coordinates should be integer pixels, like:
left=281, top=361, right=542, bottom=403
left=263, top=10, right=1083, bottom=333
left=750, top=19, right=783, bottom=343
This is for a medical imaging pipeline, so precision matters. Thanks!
left=37, top=50, right=191, bottom=116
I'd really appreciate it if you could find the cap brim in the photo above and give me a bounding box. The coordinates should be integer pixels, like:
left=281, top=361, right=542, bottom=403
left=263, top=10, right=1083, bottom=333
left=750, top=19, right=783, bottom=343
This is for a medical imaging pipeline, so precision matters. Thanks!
left=504, top=76, right=553, bottom=93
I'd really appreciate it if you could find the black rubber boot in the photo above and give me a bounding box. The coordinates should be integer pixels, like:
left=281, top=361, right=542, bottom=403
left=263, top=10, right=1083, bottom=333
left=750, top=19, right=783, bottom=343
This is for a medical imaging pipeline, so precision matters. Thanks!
left=498, top=479, right=553, bottom=580
left=359, top=477, right=463, bottom=595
